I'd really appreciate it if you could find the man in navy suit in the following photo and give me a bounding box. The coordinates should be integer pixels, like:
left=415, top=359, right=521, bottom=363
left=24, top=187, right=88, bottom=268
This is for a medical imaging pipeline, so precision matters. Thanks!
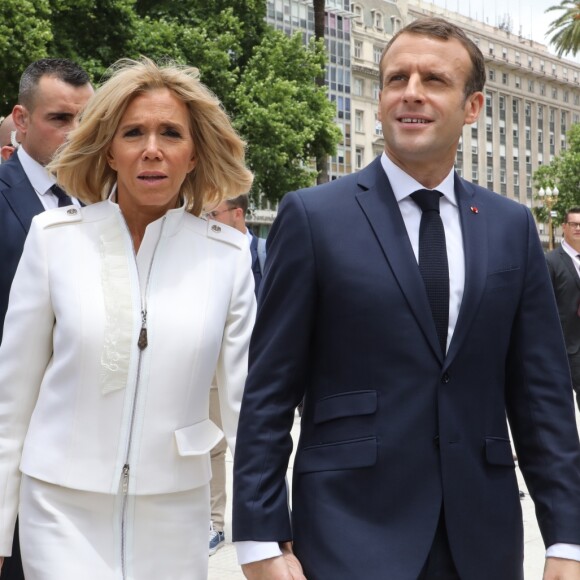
left=205, top=194, right=266, bottom=555
left=547, top=208, right=580, bottom=413
left=233, top=17, right=580, bottom=580
left=0, top=59, right=92, bottom=341
left=0, top=58, right=92, bottom=579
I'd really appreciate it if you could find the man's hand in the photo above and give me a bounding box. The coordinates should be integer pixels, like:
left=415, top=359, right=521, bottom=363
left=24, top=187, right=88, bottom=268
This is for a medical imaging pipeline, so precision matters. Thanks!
left=242, top=542, right=306, bottom=580
left=544, top=557, right=580, bottom=579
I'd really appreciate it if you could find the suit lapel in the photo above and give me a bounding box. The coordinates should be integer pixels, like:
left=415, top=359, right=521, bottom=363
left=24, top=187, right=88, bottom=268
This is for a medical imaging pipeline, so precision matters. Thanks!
left=355, top=159, right=443, bottom=362
left=445, top=177, right=488, bottom=368
left=0, top=154, right=44, bottom=233
left=558, top=247, right=580, bottom=292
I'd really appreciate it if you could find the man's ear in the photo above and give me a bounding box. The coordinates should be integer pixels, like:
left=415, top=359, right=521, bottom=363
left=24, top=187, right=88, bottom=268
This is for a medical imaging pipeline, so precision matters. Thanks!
left=12, top=105, right=28, bottom=134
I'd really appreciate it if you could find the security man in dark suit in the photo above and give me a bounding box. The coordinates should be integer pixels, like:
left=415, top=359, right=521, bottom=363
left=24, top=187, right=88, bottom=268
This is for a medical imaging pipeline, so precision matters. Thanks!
left=205, top=194, right=266, bottom=554
left=547, top=207, right=580, bottom=413
left=0, top=58, right=92, bottom=580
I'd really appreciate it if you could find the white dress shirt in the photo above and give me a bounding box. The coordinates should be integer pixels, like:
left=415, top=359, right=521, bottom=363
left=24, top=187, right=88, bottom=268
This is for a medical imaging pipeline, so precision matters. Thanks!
left=17, top=147, right=81, bottom=209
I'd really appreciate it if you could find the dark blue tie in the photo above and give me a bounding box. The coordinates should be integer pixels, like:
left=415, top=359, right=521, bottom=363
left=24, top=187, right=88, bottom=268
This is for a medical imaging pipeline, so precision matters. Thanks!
left=411, top=189, right=449, bottom=356
left=51, top=183, right=73, bottom=207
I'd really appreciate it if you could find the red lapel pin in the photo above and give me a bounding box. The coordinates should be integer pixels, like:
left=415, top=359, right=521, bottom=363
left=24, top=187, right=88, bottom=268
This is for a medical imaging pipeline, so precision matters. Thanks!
left=470, top=206, right=479, bottom=214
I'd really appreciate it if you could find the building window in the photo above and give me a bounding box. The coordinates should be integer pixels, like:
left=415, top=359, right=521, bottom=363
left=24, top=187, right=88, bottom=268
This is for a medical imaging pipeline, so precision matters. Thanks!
left=372, top=81, right=380, bottom=100
left=352, top=4, right=363, bottom=23
left=499, top=95, right=505, bottom=110
left=552, top=87, right=558, bottom=99
left=353, top=77, right=363, bottom=96
left=540, top=59, right=545, bottom=72
left=515, top=76, right=521, bottom=89
left=540, top=83, right=545, bottom=96
left=354, top=40, right=362, bottom=59
left=538, top=129, right=543, bottom=143
left=373, top=11, right=383, bottom=30
left=374, top=112, right=382, bottom=136
left=512, top=99, right=519, bottom=114
left=472, top=169, right=479, bottom=181
left=502, top=47, right=508, bottom=60
left=515, top=51, right=520, bottom=63
left=528, top=80, right=534, bottom=93
left=502, top=73, right=508, bottom=85
left=355, top=110, right=364, bottom=132
left=564, top=90, right=569, bottom=103
left=552, top=63, right=557, bottom=75
left=538, top=105, right=543, bottom=120
left=514, top=171, right=519, bottom=186
left=489, top=43, right=494, bottom=56
left=528, top=55, right=533, bottom=69
left=488, top=69, right=495, bottom=82
left=355, top=146, right=364, bottom=169
left=373, top=46, right=382, bottom=64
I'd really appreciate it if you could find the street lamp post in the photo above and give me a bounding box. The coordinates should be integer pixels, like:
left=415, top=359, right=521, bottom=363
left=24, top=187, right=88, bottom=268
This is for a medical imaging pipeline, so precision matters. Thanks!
left=538, top=186, right=559, bottom=251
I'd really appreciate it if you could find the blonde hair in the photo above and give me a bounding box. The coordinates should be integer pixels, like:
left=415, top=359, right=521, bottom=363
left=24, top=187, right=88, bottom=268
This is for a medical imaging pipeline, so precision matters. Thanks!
left=50, top=57, right=253, bottom=215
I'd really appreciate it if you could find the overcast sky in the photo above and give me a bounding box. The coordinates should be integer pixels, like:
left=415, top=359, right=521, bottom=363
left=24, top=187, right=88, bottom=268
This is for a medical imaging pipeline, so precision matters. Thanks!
left=426, top=0, right=567, bottom=56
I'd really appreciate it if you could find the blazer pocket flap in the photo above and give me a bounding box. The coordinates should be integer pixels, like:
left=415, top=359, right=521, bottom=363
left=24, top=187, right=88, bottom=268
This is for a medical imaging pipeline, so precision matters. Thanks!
left=174, top=419, right=223, bottom=456
left=314, top=390, right=377, bottom=424
left=484, top=437, right=515, bottom=467
left=295, top=437, right=377, bottom=473
left=486, top=268, right=520, bottom=291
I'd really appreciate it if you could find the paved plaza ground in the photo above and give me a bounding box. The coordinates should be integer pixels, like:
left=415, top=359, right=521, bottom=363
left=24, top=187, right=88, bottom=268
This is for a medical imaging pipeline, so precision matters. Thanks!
left=209, top=407, right=580, bottom=580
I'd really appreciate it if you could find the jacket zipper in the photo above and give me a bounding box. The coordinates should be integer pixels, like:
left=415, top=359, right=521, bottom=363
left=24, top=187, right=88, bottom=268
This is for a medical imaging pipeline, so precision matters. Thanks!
left=120, top=215, right=166, bottom=579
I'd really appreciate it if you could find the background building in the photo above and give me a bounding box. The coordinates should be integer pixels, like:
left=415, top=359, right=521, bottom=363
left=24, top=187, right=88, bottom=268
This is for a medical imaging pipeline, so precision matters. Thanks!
left=262, top=1, right=580, bottom=243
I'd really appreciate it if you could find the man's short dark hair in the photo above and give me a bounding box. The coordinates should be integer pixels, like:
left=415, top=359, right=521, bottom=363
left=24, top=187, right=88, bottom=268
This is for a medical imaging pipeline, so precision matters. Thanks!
left=18, top=58, right=91, bottom=110
left=565, top=207, right=580, bottom=223
left=379, top=17, right=486, bottom=99
left=225, top=194, right=249, bottom=215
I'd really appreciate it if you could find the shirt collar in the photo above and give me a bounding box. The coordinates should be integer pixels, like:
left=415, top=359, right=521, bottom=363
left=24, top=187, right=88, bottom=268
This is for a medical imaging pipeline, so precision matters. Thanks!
left=380, top=152, right=457, bottom=206
left=17, top=146, right=56, bottom=195
left=561, top=239, right=580, bottom=260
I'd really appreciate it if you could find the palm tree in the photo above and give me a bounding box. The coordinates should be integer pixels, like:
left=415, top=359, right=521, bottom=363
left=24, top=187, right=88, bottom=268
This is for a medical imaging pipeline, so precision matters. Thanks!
left=546, top=0, right=580, bottom=57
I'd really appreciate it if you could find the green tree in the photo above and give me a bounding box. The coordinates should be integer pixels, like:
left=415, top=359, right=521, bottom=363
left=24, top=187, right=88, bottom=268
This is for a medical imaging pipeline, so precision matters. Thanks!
left=533, top=123, right=580, bottom=224
left=546, top=1, right=580, bottom=57
left=234, top=30, right=341, bottom=202
left=48, top=0, right=138, bottom=81
left=0, top=0, right=52, bottom=112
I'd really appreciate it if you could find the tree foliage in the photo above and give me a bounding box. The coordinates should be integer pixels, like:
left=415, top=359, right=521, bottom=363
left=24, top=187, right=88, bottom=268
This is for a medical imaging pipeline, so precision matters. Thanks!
left=234, top=30, right=341, bottom=201
left=0, top=0, right=52, bottom=110
left=546, top=0, right=580, bottom=57
left=533, top=123, right=580, bottom=224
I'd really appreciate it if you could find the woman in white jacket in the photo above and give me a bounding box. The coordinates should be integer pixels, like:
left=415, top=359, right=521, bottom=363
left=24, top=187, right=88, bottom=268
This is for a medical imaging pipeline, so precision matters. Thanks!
left=0, top=58, right=255, bottom=579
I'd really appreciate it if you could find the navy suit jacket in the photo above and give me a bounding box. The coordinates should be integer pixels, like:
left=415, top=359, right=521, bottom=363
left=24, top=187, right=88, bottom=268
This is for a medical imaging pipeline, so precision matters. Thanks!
left=0, top=154, right=44, bottom=342
left=233, top=157, right=580, bottom=580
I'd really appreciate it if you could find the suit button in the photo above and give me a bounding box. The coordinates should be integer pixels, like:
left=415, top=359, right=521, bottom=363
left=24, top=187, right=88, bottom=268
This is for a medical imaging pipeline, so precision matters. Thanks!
left=441, top=372, right=450, bottom=384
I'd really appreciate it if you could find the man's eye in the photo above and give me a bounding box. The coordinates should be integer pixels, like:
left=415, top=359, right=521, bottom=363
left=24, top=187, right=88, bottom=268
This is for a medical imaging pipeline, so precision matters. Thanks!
left=164, top=129, right=181, bottom=138
left=124, top=128, right=141, bottom=137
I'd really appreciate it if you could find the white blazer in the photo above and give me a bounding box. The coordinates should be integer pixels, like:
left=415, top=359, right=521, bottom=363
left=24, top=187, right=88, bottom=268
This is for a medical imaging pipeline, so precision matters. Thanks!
left=0, top=198, right=256, bottom=553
